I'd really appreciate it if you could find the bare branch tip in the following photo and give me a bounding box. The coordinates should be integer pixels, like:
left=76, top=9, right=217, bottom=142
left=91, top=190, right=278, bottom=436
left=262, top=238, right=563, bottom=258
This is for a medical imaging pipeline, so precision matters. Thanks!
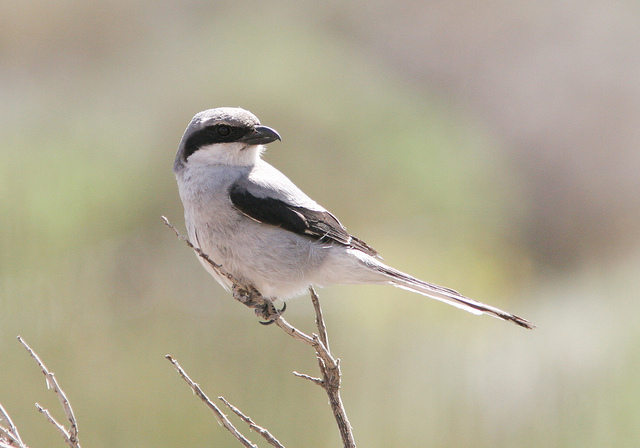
left=161, top=216, right=180, bottom=235
left=293, top=371, right=323, bottom=386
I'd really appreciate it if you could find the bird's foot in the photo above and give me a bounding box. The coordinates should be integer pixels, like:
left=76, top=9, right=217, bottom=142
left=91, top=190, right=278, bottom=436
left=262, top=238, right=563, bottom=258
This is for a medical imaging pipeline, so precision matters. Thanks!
left=231, top=284, right=286, bottom=324
left=257, top=301, right=287, bottom=325
left=232, top=284, right=263, bottom=307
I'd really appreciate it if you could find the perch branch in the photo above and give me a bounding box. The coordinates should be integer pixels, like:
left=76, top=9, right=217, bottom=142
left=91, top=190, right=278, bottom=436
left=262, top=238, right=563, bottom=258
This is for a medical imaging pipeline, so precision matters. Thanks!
left=276, top=295, right=355, bottom=448
left=162, top=216, right=278, bottom=321
left=309, top=286, right=330, bottom=353
left=162, top=216, right=230, bottom=281
left=163, top=215, right=356, bottom=447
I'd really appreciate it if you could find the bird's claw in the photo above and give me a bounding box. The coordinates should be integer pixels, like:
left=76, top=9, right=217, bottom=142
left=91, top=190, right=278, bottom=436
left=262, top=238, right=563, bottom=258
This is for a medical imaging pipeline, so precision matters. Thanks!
left=231, top=284, right=286, bottom=324
left=257, top=301, right=287, bottom=325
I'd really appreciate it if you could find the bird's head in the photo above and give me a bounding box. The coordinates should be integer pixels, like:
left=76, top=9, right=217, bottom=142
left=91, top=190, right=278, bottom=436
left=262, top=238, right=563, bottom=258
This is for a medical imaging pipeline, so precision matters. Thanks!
left=173, top=107, right=281, bottom=172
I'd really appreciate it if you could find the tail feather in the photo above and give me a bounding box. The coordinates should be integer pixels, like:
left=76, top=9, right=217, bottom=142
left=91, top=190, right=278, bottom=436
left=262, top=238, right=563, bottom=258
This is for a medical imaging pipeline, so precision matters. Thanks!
left=373, top=265, right=535, bottom=330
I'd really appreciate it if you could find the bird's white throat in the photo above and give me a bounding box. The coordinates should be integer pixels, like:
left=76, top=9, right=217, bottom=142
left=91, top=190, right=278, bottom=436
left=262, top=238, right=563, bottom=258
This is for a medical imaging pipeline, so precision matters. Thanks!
left=187, top=142, right=264, bottom=167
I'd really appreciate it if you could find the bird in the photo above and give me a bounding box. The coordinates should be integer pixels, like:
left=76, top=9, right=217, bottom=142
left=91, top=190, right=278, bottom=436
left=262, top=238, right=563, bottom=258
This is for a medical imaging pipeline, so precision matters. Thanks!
left=172, top=107, right=534, bottom=329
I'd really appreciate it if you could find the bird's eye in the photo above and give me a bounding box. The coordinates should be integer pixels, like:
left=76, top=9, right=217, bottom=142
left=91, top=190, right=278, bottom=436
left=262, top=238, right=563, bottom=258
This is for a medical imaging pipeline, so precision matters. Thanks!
left=216, top=125, right=231, bottom=137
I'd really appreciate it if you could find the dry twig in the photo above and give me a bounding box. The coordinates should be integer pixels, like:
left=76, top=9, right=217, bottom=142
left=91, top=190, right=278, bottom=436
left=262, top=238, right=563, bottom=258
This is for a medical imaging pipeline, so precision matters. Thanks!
left=162, top=216, right=279, bottom=321
left=0, top=402, right=28, bottom=448
left=276, top=299, right=355, bottom=448
left=218, top=397, right=286, bottom=448
left=163, top=216, right=356, bottom=448
left=17, top=336, right=81, bottom=448
left=166, top=355, right=285, bottom=448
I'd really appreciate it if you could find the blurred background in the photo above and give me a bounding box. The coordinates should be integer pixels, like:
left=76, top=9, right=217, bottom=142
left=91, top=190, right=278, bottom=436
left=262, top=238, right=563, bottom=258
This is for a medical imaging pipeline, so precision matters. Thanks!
left=1, top=0, right=639, bottom=446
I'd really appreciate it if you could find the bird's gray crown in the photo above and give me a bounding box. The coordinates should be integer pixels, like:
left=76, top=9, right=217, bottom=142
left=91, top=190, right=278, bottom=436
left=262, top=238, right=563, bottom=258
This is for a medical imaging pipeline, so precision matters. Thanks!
left=190, top=107, right=261, bottom=131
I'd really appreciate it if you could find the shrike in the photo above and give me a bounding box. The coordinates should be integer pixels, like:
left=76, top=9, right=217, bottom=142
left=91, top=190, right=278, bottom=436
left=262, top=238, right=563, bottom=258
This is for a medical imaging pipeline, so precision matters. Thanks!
left=173, top=107, right=533, bottom=329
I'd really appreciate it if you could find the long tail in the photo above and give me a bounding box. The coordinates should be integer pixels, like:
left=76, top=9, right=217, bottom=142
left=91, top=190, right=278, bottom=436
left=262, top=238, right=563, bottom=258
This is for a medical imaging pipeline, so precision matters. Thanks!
left=370, top=264, right=535, bottom=329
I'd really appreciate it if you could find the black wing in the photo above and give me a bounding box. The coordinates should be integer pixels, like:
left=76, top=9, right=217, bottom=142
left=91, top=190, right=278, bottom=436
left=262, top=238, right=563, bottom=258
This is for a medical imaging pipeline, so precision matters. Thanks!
left=229, top=184, right=379, bottom=257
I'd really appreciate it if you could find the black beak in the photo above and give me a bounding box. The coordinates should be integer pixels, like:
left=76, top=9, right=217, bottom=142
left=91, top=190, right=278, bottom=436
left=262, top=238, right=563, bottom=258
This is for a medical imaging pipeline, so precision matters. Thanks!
left=240, top=125, right=282, bottom=145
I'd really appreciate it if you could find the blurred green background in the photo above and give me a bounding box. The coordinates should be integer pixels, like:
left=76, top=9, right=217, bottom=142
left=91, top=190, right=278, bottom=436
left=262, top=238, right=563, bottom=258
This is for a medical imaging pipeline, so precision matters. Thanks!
left=1, top=1, right=639, bottom=447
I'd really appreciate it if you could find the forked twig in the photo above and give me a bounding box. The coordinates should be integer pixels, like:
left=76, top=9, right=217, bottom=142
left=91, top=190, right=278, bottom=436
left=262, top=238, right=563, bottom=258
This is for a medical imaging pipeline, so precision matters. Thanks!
left=0, top=402, right=28, bottom=448
left=276, top=292, right=355, bottom=448
left=163, top=216, right=356, bottom=447
left=218, top=397, right=286, bottom=448
left=17, top=336, right=81, bottom=448
left=166, top=355, right=285, bottom=448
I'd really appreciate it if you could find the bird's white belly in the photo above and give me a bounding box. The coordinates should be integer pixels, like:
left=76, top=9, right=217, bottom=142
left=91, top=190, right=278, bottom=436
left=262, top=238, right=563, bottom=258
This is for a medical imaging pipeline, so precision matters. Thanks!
left=187, top=208, right=331, bottom=299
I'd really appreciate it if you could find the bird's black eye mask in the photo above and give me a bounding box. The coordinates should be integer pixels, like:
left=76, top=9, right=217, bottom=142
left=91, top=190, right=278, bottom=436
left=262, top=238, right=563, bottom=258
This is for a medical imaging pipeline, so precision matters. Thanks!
left=182, top=124, right=250, bottom=161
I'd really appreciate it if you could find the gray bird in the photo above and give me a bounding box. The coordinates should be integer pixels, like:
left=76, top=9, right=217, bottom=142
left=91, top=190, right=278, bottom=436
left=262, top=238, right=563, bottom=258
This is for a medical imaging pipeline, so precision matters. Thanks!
left=173, top=107, right=533, bottom=329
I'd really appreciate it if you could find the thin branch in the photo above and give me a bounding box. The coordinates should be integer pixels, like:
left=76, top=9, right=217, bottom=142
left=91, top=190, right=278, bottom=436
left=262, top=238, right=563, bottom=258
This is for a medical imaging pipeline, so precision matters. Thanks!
left=34, top=404, right=73, bottom=446
left=278, top=305, right=355, bottom=448
left=0, top=402, right=27, bottom=448
left=292, top=371, right=323, bottom=386
left=274, top=313, right=355, bottom=447
left=17, top=336, right=80, bottom=448
left=162, top=216, right=276, bottom=319
left=218, top=397, right=286, bottom=448
left=165, top=355, right=261, bottom=448
left=309, top=286, right=329, bottom=353
left=0, top=441, right=26, bottom=448
left=0, top=442, right=22, bottom=448
left=273, top=317, right=316, bottom=347
left=164, top=215, right=357, bottom=447
left=274, top=318, right=336, bottom=374
left=162, top=216, right=234, bottom=283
